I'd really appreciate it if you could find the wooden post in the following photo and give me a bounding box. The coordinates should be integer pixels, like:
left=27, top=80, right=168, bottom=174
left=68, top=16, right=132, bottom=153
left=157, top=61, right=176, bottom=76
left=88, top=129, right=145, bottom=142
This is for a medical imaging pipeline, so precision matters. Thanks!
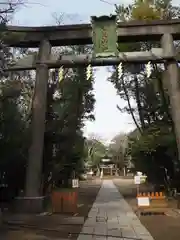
left=110, top=166, right=113, bottom=176
left=161, top=34, right=180, bottom=161
left=25, top=39, right=51, bottom=198
left=123, top=167, right=126, bottom=176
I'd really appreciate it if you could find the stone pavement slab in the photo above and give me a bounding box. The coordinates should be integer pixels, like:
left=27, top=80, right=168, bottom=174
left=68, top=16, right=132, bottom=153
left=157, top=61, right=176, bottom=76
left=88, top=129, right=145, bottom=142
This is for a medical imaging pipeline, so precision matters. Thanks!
left=77, top=179, right=154, bottom=240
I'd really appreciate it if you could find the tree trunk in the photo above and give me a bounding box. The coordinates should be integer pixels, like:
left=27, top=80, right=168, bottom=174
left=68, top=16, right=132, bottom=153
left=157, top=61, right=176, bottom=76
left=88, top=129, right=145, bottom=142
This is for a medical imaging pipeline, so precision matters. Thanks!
left=134, top=75, right=145, bottom=129
left=121, top=76, right=142, bottom=133
left=42, top=77, right=56, bottom=194
left=154, top=64, right=172, bottom=122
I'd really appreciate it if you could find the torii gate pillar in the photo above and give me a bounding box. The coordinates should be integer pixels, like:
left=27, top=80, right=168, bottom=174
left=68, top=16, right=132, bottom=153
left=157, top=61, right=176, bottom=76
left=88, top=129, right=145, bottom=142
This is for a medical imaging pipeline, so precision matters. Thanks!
left=15, top=39, right=51, bottom=212
left=161, top=34, right=180, bottom=162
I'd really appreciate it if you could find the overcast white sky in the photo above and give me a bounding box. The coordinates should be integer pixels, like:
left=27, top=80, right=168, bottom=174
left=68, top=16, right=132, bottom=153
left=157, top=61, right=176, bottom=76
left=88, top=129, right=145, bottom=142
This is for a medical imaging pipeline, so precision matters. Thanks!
left=11, top=0, right=179, bottom=142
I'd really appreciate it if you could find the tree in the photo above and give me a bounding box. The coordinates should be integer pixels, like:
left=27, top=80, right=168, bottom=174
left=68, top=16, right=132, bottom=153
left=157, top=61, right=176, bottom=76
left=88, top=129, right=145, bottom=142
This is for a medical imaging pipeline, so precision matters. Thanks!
left=111, top=0, right=180, bottom=130
left=41, top=45, right=95, bottom=190
left=85, top=136, right=107, bottom=170
left=0, top=1, right=33, bottom=202
left=109, top=133, right=129, bottom=169
left=0, top=1, right=25, bottom=75
left=0, top=80, right=30, bottom=199
left=108, top=0, right=180, bottom=188
left=129, top=122, right=176, bottom=186
left=0, top=9, right=96, bottom=199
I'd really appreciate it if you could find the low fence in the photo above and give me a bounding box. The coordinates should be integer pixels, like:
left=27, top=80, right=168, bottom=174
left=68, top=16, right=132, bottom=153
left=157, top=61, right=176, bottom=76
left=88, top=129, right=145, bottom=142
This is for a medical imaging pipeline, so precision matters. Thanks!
left=137, top=191, right=166, bottom=199
left=51, top=190, right=78, bottom=214
left=136, top=191, right=168, bottom=215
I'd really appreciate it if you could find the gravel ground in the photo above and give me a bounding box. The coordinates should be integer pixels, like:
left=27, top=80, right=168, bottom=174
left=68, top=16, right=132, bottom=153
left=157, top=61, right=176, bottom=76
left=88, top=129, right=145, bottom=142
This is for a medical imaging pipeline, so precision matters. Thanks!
left=0, top=179, right=101, bottom=240
left=114, top=177, right=180, bottom=240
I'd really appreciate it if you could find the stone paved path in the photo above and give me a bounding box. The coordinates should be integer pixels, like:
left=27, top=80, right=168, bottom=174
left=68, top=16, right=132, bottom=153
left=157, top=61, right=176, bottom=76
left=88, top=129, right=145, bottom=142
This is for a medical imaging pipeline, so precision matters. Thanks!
left=77, top=179, right=154, bottom=240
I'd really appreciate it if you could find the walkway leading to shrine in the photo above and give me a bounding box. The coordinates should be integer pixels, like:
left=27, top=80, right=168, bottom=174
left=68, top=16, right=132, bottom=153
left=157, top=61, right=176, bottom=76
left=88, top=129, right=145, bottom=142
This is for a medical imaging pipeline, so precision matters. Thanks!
left=77, top=179, right=154, bottom=240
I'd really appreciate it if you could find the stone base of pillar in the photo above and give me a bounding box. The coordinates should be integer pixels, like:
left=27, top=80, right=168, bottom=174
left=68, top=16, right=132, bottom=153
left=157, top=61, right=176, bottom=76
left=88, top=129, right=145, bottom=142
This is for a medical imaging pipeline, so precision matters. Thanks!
left=13, top=196, right=46, bottom=213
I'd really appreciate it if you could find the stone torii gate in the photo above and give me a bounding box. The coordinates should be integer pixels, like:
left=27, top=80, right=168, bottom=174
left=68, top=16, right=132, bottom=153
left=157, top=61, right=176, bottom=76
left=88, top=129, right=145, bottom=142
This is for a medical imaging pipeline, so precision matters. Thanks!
left=3, top=16, right=180, bottom=211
